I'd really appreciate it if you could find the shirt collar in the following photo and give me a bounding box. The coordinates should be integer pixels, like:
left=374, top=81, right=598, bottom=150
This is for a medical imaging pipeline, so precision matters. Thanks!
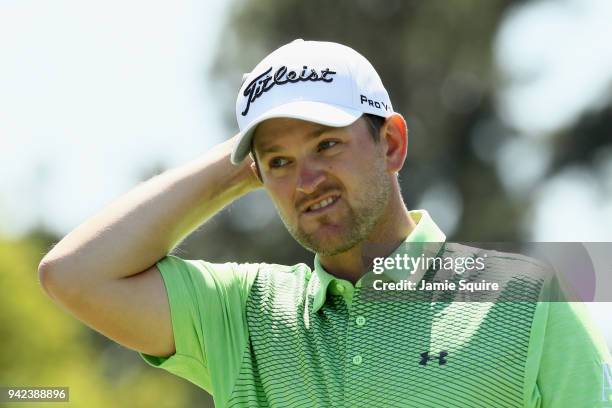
left=310, top=209, right=446, bottom=313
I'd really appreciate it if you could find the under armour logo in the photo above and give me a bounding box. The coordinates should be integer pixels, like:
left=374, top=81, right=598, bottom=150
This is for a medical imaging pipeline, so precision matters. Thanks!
left=419, top=351, right=448, bottom=366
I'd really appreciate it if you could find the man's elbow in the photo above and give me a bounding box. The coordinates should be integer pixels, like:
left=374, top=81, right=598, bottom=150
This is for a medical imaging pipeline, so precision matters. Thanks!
left=38, top=259, right=60, bottom=298
left=38, top=259, right=74, bottom=301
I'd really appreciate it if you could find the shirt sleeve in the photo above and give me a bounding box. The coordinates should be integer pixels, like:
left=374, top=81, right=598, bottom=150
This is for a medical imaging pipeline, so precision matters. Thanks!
left=524, top=269, right=612, bottom=408
left=534, top=301, right=611, bottom=407
left=139, top=255, right=259, bottom=400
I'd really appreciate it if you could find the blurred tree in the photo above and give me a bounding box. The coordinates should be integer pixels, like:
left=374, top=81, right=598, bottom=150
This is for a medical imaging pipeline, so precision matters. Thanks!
left=551, top=104, right=612, bottom=171
left=9, top=2, right=612, bottom=405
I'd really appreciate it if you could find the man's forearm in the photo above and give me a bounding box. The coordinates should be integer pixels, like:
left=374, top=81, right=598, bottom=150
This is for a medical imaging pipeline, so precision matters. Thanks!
left=39, top=135, right=259, bottom=284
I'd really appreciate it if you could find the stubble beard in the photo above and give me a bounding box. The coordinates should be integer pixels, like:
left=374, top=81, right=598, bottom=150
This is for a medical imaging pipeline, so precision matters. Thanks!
left=279, top=167, right=392, bottom=257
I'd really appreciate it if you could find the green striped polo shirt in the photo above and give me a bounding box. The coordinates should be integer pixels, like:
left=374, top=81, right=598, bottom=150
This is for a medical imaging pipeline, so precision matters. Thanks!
left=140, top=210, right=612, bottom=407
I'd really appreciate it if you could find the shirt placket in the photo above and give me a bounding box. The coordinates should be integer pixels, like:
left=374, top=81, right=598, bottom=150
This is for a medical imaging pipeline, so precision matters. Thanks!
left=329, top=279, right=370, bottom=408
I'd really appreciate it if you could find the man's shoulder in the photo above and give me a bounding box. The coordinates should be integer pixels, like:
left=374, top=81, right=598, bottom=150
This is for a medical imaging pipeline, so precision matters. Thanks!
left=246, top=262, right=314, bottom=305
left=442, top=242, right=551, bottom=272
left=255, top=262, right=313, bottom=278
left=439, top=242, right=555, bottom=301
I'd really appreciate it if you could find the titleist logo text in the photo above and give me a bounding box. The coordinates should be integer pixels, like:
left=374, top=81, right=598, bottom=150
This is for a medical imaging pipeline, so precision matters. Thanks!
left=241, top=65, right=337, bottom=116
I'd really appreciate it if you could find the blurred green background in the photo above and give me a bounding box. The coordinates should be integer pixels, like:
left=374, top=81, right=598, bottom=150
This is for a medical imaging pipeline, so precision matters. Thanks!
left=2, top=0, right=612, bottom=406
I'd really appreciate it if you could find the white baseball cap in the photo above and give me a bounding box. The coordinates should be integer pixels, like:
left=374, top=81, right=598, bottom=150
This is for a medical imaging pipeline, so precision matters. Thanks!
left=231, top=39, right=395, bottom=164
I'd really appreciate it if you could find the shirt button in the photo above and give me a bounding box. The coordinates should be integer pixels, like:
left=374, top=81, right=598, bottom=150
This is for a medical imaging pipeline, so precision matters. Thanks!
left=355, top=316, right=366, bottom=326
left=352, top=355, right=363, bottom=365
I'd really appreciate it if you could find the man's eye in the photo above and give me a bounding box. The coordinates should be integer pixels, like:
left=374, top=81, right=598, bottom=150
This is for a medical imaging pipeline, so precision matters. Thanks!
left=318, top=140, right=338, bottom=151
left=269, top=157, right=289, bottom=168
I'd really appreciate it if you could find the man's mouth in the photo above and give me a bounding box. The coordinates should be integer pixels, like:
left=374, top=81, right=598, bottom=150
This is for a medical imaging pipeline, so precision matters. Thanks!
left=304, top=194, right=340, bottom=214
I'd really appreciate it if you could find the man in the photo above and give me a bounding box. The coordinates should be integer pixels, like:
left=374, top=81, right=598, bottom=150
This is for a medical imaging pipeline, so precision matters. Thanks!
left=39, top=39, right=611, bottom=407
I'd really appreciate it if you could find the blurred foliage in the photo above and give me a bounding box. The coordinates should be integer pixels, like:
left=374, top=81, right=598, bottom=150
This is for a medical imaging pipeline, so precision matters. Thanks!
left=4, top=0, right=612, bottom=406
left=0, top=237, right=213, bottom=408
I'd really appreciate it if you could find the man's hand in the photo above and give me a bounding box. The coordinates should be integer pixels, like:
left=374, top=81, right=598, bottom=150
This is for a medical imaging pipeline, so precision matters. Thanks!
left=226, top=132, right=263, bottom=188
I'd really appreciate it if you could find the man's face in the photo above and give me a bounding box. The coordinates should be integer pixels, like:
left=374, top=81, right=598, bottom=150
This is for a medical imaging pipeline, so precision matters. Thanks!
left=253, top=117, right=393, bottom=256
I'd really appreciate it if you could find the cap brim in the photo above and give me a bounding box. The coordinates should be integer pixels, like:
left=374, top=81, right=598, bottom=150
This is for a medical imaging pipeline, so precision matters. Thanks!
left=230, top=101, right=362, bottom=165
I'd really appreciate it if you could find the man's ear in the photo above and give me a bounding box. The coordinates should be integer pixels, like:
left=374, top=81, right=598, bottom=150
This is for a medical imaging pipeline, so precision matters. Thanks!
left=381, top=113, right=408, bottom=173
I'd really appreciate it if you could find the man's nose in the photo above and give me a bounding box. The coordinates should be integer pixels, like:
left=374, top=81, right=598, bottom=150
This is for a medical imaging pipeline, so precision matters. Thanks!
left=296, top=162, right=325, bottom=195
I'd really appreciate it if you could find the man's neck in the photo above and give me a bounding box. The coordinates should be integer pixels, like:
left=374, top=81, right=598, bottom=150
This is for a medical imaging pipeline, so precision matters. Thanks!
left=318, top=197, right=417, bottom=285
